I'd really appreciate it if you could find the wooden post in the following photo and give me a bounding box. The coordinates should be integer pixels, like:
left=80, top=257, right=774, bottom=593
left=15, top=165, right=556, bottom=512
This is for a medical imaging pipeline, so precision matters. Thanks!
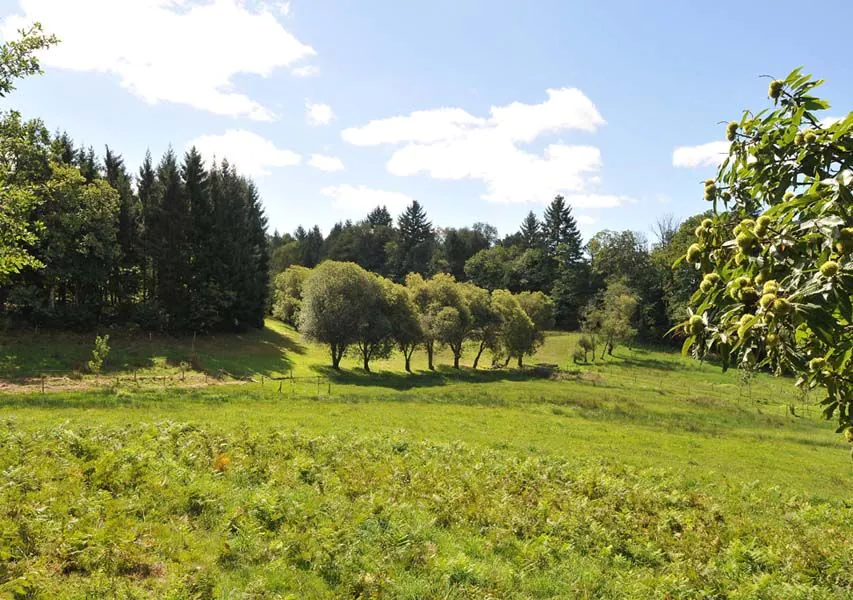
left=278, top=380, right=282, bottom=394
left=327, top=381, right=331, bottom=395
left=261, top=375, right=264, bottom=387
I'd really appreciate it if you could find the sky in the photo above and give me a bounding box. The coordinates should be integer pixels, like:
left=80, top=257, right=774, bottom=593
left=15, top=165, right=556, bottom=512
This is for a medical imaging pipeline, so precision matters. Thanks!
left=1, top=0, right=851, bottom=243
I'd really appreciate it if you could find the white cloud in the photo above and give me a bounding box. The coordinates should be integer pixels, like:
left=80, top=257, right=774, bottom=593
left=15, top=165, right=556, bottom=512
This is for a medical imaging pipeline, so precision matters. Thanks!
left=322, top=184, right=412, bottom=214
left=306, top=101, right=335, bottom=126
left=821, top=115, right=844, bottom=127
left=187, top=129, right=301, bottom=177
left=341, top=88, right=618, bottom=207
left=564, top=193, right=634, bottom=208
left=672, top=141, right=730, bottom=168
left=0, top=0, right=315, bottom=120
left=292, top=65, right=320, bottom=77
left=575, top=214, right=597, bottom=225
left=308, top=154, right=344, bottom=172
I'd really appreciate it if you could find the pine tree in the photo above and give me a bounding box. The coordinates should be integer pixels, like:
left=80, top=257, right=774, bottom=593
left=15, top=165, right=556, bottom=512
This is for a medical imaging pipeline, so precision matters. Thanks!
left=543, top=195, right=583, bottom=264
left=137, top=151, right=157, bottom=303
left=367, top=205, right=392, bottom=228
left=75, top=145, right=98, bottom=182
left=543, top=195, right=589, bottom=329
left=154, top=148, right=191, bottom=329
left=519, top=211, right=542, bottom=249
left=393, top=200, right=435, bottom=278
left=104, top=146, right=142, bottom=311
left=182, top=147, right=218, bottom=331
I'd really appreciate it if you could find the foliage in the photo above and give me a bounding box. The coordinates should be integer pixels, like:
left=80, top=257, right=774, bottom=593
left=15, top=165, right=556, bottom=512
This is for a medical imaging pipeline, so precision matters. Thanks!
left=272, top=265, right=311, bottom=326
left=678, top=69, right=853, bottom=437
left=299, top=261, right=383, bottom=370
left=583, top=279, right=639, bottom=358
left=86, top=334, right=110, bottom=374
left=490, top=289, right=537, bottom=367
left=0, top=419, right=849, bottom=598
left=381, top=279, right=423, bottom=372
left=0, top=22, right=58, bottom=98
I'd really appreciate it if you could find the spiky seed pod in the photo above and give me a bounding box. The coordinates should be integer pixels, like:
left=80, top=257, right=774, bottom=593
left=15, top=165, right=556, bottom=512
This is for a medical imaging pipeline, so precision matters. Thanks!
left=759, top=293, right=776, bottom=310
left=754, top=215, right=771, bottom=237
left=704, top=186, right=716, bottom=201
left=700, top=279, right=713, bottom=293
left=768, top=80, right=783, bottom=99
left=688, top=315, right=705, bottom=335
left=739, top=287, right=759, bottom=305
left=736, top=276, right=751, bottom=288
left=804, top=130, right=818, bottom=144
left=704, top=179, right=715, bottom=188
left=705, top=272, right=721, bottom=284
left=701, top=218, right=713, bottom=229
left=794, top=132, right=805, bottom=146
left=772, top=297, right=792, bottom=315
left=754, top=271, right=770, bottom=286
left=722, top=191, right=731, bottom=201
left=820, top=261, right=839, bottom=277
left=726, top=121, right=738, bottom=141
left=762, top=280, right=779, bottom=294
left=783, top=191, right=795, bottom=201
left=837, top=228, right=853, bottom=255
left=686, top=243, right=702, bottom=263
left=740, top=219, right=755, bottom=230
left=694, top=225, right=706, bottom=239
left=737, top=314, right=754, bottom=339
left=766, top=333, right=778, bottom=345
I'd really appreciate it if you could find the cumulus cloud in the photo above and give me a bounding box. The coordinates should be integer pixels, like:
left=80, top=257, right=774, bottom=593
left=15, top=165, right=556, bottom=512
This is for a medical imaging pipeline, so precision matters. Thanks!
left=306, top=101, right=335, bottom=126
left=672, top=141, right=731, bottom=168
left=187, top=129, right=301, bottom=176
left=308, top=154, right=344, bottom=172
left=341, top=88, right=618, bottom=206
left=575, top=214, right=597, bottom=225
left=322, top=184, right=412, bottom=214
left=292, top=65, right=320, bottom=77
left=0, top=0, right=315, bottom=120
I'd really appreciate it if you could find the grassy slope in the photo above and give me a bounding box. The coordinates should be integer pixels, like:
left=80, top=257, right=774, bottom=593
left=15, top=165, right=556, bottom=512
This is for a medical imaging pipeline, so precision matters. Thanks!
left=1, top=321, right=852, bottom=598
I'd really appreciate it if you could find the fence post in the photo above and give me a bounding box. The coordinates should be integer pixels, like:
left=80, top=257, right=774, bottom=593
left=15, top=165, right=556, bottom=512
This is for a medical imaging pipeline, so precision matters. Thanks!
left=328, top=381, right=331, bottom=395
left=278, top=380, right=282, bottom=394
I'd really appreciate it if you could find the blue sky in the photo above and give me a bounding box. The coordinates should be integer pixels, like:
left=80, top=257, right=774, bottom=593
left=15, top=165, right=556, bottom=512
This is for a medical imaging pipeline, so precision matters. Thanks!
left=1, top=0, right=851, bottom=242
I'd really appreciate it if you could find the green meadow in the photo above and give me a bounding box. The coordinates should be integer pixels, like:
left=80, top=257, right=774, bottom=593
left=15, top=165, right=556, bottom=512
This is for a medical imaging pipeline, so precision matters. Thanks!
left=0, top=321, right=851, bottom=598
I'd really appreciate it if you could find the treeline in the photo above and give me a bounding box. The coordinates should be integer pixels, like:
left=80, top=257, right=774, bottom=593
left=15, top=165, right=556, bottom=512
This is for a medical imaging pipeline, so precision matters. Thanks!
left=269, top=198, right=708, bottom=340
left=0, top=114, right=269, bottom=332
left=274, top=261, right=555, bottom=371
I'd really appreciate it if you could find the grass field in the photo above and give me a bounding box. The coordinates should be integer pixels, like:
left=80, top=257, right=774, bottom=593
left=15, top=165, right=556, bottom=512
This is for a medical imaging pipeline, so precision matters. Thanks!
left=1, top=321, right=851, bottom=598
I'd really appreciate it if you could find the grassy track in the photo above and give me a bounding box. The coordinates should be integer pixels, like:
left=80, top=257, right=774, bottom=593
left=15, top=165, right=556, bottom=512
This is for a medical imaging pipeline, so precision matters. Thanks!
left=0, top=321, right=851, bottom=598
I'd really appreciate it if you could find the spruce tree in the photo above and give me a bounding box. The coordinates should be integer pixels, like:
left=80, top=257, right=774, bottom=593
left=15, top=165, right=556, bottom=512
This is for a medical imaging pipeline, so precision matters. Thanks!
left=393, top=200, right=435, bottom=278
left=543, top=195, right=584, bottom=264
left=104, top=146, right=142, bottom=311
left=367, top=205, right=392, bottom=228
left=182, top=147, right=217, bottom=331
left=519, top=211, right=542, bottom=249
left=137, top=151, right=157, bottom=303
left=154, top=148, right=191, bottom=329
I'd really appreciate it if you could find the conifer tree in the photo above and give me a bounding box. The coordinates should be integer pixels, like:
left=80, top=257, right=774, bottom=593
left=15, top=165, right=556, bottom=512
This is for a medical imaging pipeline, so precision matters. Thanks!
left=393, top=200, right=435, bottom=278
left=519, top=211, right=542, bottom=249
left=137, top=151, right=157, bottom=303
left=154, top=148, right=191, bottom=329
left=104, top=146, right=142, bottom=309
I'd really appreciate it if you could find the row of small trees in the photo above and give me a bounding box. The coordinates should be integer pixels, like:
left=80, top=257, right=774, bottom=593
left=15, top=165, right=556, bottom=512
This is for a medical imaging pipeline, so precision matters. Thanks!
left=273, top=261, right=555, bottom=372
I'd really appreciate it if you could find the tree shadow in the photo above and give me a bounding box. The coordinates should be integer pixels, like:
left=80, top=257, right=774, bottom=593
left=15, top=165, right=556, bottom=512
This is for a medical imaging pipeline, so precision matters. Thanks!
left=309, top=363, right=560, bottom=390
left=0, top=324, right=306, bottom=380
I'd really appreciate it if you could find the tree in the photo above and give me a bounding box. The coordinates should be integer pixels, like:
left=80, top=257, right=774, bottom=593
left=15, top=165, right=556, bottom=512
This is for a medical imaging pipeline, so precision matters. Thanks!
left=392, top=200, right=435, bottom=278
left=678, top=69, right=853, bottom=438
left=438, top=227, right=492, bottom=281
left=104, top=147, right=142, bottom=312
left=515, top=291, right=555, bottom=366
left=519, top=211, right=542, bottom=249
left=543, top=195, right=584, bottom=264
left=0, top=23, right=57, bottom=282
left=466, top=285, right=500, bottom=369
left=382, top=279, right=423, bottom=372
left=272, top=265, right=311, bottom=326
left=582, top=279, right=638, bottom=358
left=0, top=22, right=58, bottom=98
left=299, top=261, right=381, bottom=370
left=137, top=151, right=157, bottom=303
left=491, top=290, right=537, bottom=368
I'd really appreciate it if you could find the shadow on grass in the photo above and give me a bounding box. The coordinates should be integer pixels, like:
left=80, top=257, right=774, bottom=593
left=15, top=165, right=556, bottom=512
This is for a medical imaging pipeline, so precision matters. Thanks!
left=310, top=363, right=561, bottom=390
left=0, top=324, right=306, bottom=380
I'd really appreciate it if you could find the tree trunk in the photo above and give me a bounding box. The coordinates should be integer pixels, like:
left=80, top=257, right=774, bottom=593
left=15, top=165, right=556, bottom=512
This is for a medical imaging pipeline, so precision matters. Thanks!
left=404, top=355, right=411, bottom=373
left=517, top=355, right=523, bottom=368
left=427, top=341, right=435, bottom=371
left=363, top=355, right=370, bottom=372
left=472, top=342, right=486, bottom=369
left=453, top=353, right=460, bottom=369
